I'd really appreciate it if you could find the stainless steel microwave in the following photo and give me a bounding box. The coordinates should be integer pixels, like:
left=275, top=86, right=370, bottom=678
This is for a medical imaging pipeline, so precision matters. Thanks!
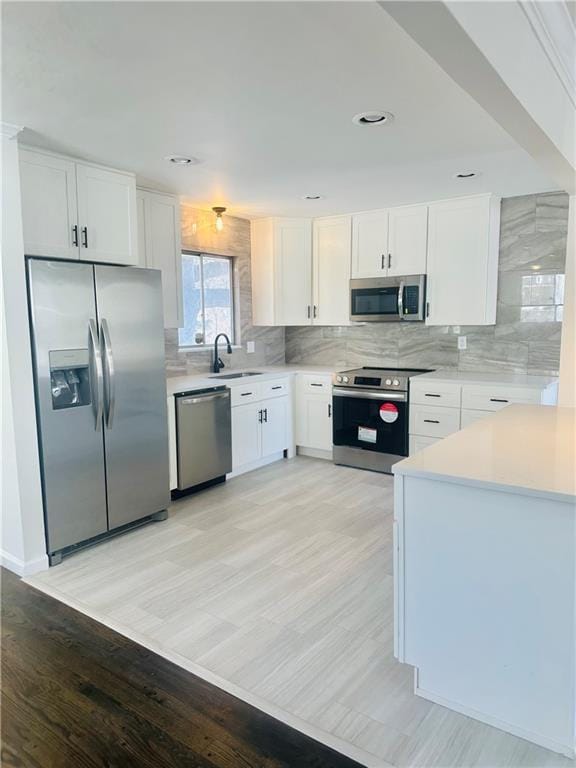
left=350, top=275, right=426, bottom=322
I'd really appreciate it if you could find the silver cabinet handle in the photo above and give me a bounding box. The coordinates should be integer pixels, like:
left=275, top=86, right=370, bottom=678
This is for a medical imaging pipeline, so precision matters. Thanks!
left=100, top=318, right=116, bottom=429
left=88, top=319, right=103, bottom=430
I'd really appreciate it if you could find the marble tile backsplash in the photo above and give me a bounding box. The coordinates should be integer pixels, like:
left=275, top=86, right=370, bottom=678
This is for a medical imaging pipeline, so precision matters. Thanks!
left=286, top=192, right=568, bottom=376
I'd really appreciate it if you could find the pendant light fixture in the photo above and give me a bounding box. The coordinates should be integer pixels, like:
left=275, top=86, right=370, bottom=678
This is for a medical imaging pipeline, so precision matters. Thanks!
left=212, top=206, right=226, bottom=232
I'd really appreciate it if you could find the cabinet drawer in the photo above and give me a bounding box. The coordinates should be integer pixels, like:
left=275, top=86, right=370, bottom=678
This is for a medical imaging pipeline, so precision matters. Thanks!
left=299, top=374, right=332, bottom=394
left=460, top=409, right=491, bottom=429
left=261, top=378, right=289, bottom=399
left=410, top=381, right=461, bottom=408
left=461, top=385, right=540, bottom=412
left=410, top=404, right=460, bottom=438
left=409, top=434, right=441, bottom=455
left=231, top=383, right=261, bottom=407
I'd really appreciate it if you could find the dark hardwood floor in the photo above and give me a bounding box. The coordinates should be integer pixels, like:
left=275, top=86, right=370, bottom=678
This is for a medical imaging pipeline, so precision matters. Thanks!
left=1, top=567, right=364, bottom=768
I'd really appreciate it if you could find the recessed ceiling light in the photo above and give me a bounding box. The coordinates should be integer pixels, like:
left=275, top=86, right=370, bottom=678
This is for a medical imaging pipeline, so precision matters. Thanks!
left=453, top=170, right=480, bottom=179
left=352, top=111, right=394, bottom=126
left=302, top=194, right=323, bottom=200
left=164, top=155, right=200, bottom=165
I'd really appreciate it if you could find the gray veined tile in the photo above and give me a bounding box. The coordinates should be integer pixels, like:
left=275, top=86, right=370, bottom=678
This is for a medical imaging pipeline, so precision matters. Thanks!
left=500, top=195, right=537, bottom=238
left=536, top=192, right=569, bottom=232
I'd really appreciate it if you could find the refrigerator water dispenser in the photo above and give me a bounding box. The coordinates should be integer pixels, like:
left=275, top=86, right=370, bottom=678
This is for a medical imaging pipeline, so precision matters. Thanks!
left=49, top=349, right=91, bottom=410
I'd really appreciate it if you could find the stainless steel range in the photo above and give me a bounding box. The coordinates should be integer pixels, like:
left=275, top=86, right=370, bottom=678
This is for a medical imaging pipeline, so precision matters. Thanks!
left=332, top=367, right=433, bottom=474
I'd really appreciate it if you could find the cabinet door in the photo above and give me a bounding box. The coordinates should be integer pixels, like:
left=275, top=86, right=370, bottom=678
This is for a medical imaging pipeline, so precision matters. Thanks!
left=275, top=219, right=312, bottom=325
left=426, top=196, right=499, bottom=326
left=307, top=397, right=333, bottom=451
left=387, top=204, right=428, bottom=276
left=351, top=210, right=388, bottom=278
left=76, top=163, right=138, bottom=265
left=297, top=394, right=332, bottom=451
left=313, top=215, right=351, bottom=325
left=136, top=190, right=148, bottom=267
left=19, top=149, right=79, bottom=259
left=231, top=403, right=262, bottom=470
left=261, top=396, right=288, bottom=457
left=140, top=191, right=183, bottom=328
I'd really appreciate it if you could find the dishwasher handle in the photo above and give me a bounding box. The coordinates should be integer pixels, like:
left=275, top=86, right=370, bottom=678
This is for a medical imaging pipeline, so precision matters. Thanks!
left=178, top=391, right=230, bottom=406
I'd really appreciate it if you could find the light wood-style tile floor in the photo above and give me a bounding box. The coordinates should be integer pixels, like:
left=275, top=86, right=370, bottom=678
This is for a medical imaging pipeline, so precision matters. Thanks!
left=27, top=457, right=575, bottom=768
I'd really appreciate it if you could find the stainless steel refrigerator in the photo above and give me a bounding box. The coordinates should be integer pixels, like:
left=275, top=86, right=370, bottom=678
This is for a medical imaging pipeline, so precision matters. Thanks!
left=27, top=258, right=170, bottom=565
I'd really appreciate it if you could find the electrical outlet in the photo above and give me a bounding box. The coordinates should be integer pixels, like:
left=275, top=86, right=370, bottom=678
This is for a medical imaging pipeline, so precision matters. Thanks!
left=246, top=341, right=255, bottom=354
left=457, top=335, right=467, bottom=350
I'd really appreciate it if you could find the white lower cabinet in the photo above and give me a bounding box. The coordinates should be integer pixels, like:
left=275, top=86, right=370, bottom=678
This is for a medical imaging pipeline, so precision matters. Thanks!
left=409, top=375, right=558, bottom=454
left=232, top=402, right=262, bottom=469
left=295, top=374, right=333, bottom=454
left=231, top=377, right=292, bottom=475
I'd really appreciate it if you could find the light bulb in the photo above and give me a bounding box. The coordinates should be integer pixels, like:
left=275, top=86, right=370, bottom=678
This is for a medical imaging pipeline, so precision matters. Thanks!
left=216, top=214, right=224, bottom=232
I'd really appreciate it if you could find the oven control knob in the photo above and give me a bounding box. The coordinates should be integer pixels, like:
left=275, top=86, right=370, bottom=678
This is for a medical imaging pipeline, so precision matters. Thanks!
left=385, top=378, right=392, bottom=386
left=393, top=378, right=400, bottom=386
left=343, top=376, right=349, bottom=383
left=336, top=375, right=343, bottom=382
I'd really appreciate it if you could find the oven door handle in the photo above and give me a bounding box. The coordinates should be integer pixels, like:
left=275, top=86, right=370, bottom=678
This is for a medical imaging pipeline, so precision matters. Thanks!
left=332, top=388, right=407, bottom=402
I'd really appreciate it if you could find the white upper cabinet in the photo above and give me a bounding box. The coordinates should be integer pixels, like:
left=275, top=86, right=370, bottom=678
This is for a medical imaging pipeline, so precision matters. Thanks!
left=275, top=219, right=313, bottom=325
left=137, top=189, right=183, bottom=328
left=76, top=164, right=137, bottom=265
left=251, top=218, right=312, bottom=326
left=19, top=149, right=78, bottom=259
left=387, top=204, right=428, bottom=276
left=352, top=204, right=428, bottom=278
left=313, top=215, right=352, bottom=325
left=426, top=195, right=500, bottom=326
left=19, top=147, right=137, bottom=266
left=351, top=210, right=388, bottom=278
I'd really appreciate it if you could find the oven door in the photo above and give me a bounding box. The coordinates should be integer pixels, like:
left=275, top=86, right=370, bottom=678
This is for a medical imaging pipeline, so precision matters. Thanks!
left=350, top=282, right=400, bottom=322
left=332, top=388, right=408, bottom=456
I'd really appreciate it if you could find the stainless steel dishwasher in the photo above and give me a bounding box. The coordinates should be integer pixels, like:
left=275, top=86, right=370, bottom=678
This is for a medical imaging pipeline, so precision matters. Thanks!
left=175, top=386, right=232, bottom=493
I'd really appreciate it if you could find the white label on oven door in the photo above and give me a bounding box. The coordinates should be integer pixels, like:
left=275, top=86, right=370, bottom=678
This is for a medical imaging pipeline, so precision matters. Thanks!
left=358, top=426, right=377, bottom=444
left=379, top=403, right=399, bottom=423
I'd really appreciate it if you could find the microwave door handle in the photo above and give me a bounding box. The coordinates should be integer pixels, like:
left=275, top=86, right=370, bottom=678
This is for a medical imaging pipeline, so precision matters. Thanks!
left=397, top=281, right=404, bottom=318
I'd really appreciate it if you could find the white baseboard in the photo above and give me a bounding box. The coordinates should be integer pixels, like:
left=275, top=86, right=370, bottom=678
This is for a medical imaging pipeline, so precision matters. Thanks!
left=228, top=451, right=285, bottom=479
left=415, top=684, right=575, bottom=759
left=296, top=446, right=333, bottom=461
left=1, top=549, right=49, bottom=576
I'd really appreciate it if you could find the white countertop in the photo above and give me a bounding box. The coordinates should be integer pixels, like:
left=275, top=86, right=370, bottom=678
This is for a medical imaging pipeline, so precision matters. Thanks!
left=165, top=365, right=336, bottom=396
left=394, top=404, right=576, bottom=503
left=412, top=370, right=558, bottom=389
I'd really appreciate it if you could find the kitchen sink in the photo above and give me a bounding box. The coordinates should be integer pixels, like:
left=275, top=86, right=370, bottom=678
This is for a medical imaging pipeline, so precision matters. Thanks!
left=209, top=371, right=263, bottom=380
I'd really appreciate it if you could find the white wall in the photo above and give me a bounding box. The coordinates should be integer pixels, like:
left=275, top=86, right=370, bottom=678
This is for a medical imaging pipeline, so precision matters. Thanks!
left=559, top=196, right=576, bottom=407
left=1, top=126, right=48, bottom=575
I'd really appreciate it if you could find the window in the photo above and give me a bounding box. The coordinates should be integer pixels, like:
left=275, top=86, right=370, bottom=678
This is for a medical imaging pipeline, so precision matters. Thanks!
left=520, top=273, right=564, bottom=323
left=178, top=253, right=235, bottom=347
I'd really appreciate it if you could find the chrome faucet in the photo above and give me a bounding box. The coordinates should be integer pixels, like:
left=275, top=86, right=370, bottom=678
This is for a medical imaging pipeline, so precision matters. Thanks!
left=212, top=333, right=233, bottom=373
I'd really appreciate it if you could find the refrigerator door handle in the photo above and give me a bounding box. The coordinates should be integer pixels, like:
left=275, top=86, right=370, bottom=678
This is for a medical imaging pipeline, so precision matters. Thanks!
left=100, top=318, right=116, bottom=429
left=88, top=319, right=104, bottom=430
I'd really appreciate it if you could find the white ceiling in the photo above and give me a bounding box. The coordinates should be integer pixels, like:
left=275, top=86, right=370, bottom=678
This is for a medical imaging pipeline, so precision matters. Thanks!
left=2, top=1, right=557, bottom=218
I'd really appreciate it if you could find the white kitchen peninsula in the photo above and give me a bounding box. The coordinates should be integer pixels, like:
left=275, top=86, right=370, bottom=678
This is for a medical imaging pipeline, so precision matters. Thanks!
left=393, top=405, right=576, bottom=758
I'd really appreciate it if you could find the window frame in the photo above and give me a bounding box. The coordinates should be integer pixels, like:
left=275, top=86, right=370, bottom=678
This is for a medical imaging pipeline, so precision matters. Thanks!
left=178, top=250, right=236, bottom=349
